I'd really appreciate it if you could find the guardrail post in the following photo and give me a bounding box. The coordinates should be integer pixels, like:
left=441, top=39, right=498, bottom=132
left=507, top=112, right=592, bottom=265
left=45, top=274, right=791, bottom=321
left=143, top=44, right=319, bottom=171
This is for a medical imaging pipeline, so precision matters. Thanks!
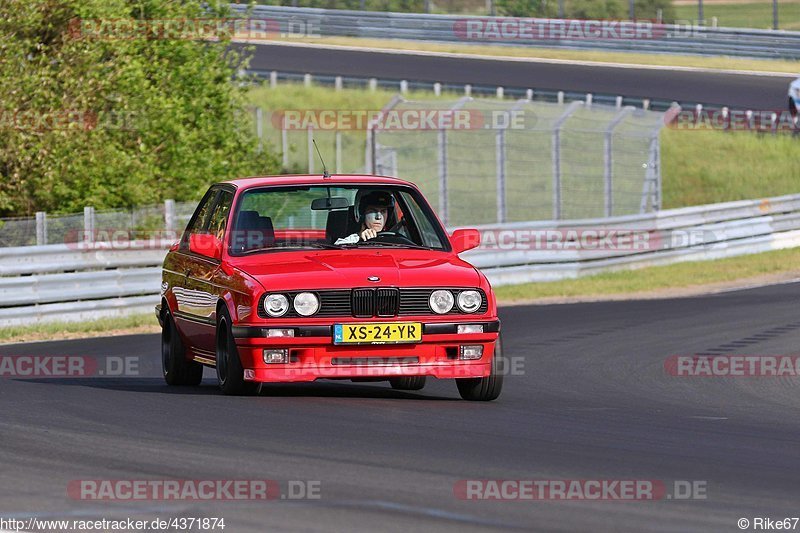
left=164, top=200, right=176, bottom=233
left=465, top=84, right=472, bottom=96
left=369, top=78, right=377, bottom=92
left=434, top=82, right=441, bottom=96
left=83, top=206, right=95, bottom=245
left=270, top=70, right=277, bottom=88
left=551, top=101, right=582, bottom=220
left=335, top=76, right=343, bottom=91
left=400, top=80, right=408, bottom=94
left=303, top=73, right=312, bottom=88
left=496, top=87, right=504, bottom=99
left=35, top=211, right=47, bottom=246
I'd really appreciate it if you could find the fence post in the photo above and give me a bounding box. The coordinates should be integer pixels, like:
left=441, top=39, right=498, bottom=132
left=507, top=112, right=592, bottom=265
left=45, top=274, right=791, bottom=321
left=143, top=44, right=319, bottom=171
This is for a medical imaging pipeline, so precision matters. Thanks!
left=438, top=128, right=448, bottom=224
left=495, top=127, right=506, bottom=224
left=335, top=131, right=342, bottom=174
left=551, top=101, right=582, bottom=220
left=255, top=107, right=263, bottom=153
left=604, top=107, right=634, bottom=218
left=35, top=211, right=47, bottom=246
left=438, top=97, right=471, bottom=225
left=83, top=206, right=95, bottom=245
left=282, top=128, right=289, bottom=168
left=307, top=124, right=314, bottom=173
left=164, top=199, right=176, bottom=234
left=366, top=125, right=374, bottom=174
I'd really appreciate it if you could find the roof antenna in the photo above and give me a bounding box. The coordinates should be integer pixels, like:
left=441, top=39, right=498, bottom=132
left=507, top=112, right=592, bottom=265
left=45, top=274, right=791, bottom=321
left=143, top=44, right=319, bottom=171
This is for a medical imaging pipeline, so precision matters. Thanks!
left=312, top=139, right=331, bottom=179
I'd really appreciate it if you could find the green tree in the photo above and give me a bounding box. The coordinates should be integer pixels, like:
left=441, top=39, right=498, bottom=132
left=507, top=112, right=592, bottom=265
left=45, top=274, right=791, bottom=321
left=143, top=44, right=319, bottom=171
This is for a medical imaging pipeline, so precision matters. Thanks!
left=0, top=0, right=279, bottom=216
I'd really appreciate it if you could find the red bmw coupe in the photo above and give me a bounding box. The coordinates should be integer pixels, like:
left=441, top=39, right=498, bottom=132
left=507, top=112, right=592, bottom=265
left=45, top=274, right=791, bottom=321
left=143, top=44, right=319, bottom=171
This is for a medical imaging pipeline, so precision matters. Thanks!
left=156, top=174, right=504, bottom=400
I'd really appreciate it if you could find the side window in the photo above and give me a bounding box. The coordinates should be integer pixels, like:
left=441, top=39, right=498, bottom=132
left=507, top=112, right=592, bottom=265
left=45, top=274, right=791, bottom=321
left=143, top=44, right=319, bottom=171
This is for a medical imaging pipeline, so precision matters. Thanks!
left=400, top=191, right=444, bottom=249
left=181, top=189, right=218, bottom=249
left=208, top=190, right=234, bottom=241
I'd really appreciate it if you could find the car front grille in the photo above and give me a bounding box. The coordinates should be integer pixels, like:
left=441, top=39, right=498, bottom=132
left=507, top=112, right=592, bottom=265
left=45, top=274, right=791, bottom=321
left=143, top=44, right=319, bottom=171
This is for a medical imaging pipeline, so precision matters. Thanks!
left=258, top=288, right=487, bottom=318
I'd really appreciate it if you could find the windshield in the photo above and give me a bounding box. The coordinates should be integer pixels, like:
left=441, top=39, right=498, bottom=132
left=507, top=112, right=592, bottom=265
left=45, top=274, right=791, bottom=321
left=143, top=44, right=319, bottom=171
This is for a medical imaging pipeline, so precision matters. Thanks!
left=228, top=185, right=448, bottom=255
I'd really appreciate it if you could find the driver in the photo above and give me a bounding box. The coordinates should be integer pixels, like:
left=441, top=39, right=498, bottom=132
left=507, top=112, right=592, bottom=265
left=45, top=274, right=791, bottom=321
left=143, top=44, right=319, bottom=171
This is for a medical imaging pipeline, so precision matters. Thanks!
left=335, top=190, right=395, bottom=245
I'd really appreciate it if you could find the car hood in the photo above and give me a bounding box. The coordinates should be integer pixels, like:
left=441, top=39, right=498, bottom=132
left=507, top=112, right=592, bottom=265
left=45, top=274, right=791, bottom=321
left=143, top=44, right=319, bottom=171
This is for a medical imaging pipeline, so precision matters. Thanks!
left=229, top=249, right=481, bottom=291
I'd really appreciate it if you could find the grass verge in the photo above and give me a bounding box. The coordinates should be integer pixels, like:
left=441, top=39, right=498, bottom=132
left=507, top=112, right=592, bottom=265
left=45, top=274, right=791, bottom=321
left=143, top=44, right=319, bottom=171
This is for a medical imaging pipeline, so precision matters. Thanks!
left=0, top=313, right=159, bottom=345
left=494, top=246, right=800, bottom=302
left=253, top=36, right=800, bottom=74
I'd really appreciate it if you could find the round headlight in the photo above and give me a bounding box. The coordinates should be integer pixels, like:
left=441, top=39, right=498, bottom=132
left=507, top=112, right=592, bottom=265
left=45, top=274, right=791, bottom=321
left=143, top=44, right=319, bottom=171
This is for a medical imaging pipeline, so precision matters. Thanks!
left=293, top=292, right=320, bottom=317
left=264, top=294, right=289, bottom=317
left=429, top=290, right=455, bottom=314
left=457, top=290, right=482, bottom=313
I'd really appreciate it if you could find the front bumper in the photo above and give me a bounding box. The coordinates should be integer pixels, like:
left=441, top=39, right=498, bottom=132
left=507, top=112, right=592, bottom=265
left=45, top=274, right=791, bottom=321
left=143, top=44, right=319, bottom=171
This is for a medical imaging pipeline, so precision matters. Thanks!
left=232, top=320, right=500, bottom=383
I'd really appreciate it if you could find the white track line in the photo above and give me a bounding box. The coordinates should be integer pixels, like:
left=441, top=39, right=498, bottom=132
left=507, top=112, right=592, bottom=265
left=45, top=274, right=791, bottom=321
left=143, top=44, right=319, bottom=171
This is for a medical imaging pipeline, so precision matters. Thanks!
left=238, top=39, right=799, bottom=78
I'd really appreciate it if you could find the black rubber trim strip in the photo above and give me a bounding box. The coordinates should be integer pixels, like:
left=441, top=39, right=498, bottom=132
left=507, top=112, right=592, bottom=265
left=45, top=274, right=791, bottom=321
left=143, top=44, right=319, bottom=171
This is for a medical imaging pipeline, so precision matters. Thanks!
left=423, top=321, right=501, bottom=335
left=232, top=325, right=332, bottom=338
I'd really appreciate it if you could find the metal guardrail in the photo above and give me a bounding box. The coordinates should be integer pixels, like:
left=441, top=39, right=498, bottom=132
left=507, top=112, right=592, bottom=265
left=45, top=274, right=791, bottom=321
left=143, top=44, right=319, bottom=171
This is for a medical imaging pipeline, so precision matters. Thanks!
left=2, top=193, right=800, bottom=327
left=232, top=5, right=800, bottom=60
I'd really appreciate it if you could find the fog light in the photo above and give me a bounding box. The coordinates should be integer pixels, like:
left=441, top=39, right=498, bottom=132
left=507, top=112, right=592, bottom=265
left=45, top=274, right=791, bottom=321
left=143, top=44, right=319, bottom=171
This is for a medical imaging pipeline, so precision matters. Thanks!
left=457, top=324, right=484, bottom=334
left=266, top=328, right=295, bottom=338
left=263, top=349, right=289, bottom=364
left=460, top=345, right=484, bottom=360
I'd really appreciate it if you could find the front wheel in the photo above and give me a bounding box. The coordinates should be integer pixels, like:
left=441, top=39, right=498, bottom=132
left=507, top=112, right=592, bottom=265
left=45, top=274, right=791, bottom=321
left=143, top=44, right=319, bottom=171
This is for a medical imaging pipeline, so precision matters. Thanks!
left=161, top=309, right=203, bottom=386
left=216, top=309, right=258, bottom=396
left=455, top=336, right=505, bottom=401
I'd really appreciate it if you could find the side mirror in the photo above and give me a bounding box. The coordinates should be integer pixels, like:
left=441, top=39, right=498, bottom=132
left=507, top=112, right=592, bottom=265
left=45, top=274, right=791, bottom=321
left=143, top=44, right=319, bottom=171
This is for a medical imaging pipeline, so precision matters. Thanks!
left=189, top=233, right=223, bottom=260
left=450, top=228, right=481, bottom=254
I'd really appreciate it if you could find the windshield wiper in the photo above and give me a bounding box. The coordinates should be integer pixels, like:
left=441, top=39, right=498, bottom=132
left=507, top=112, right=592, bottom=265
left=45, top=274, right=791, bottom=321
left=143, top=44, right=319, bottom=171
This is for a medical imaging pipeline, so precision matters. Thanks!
left=238, top=243, right=342, bottom=255
left=355, top=242, right=432, bottom=250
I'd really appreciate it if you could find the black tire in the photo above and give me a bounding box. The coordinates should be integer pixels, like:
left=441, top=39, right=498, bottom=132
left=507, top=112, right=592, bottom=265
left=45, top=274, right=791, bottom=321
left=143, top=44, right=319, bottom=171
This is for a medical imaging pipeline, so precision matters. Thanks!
left=161, top=309, right=203, bottom=386
left=216, top=309, right=258, bottom=396
left=389, top=376, right=427, bottom=391
left=455, top=335, right=505, bottom=401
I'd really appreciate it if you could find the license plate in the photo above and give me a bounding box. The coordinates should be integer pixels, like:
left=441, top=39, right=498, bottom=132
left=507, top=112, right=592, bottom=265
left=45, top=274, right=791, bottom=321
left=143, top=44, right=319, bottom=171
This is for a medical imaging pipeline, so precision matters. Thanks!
left=333, top=322, right=422, bottom=345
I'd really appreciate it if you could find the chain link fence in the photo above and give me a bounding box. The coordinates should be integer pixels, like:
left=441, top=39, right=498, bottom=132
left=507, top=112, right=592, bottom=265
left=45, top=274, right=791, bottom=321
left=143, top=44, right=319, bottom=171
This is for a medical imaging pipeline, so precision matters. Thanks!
left=367, top=97, right=667, bottom=225
left=0, top=201, right=197, bottom=248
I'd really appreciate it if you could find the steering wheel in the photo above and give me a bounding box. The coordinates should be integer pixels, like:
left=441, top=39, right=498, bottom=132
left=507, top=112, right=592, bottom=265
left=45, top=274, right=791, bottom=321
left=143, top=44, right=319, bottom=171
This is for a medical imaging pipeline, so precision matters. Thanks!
left=371, top=231, right=417, bottom=246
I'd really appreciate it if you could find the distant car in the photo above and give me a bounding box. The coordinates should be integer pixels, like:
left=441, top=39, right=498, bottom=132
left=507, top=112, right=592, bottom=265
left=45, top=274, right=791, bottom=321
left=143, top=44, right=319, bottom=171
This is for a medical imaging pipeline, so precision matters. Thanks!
left=156, top=174, right=504, bottom=400
left=790, top=77, right=800, bottom=118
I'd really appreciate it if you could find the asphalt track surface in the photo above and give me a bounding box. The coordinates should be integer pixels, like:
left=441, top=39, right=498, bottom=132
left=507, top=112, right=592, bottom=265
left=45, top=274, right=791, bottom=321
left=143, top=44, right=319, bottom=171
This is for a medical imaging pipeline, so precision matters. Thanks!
left=244, top=43, right=797, bottom=110
left=2, top=282, right=800, bottom=532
